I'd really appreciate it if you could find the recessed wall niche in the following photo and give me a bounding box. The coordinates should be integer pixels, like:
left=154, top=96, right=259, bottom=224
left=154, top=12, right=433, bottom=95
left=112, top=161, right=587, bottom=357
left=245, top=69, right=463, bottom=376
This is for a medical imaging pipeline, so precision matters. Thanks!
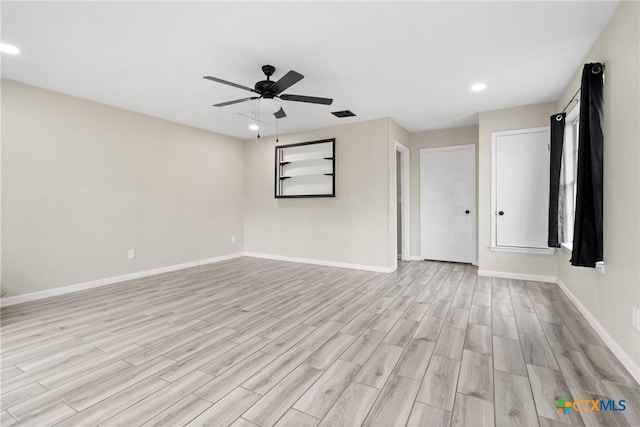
left=275, top=138, right=336, bottom=198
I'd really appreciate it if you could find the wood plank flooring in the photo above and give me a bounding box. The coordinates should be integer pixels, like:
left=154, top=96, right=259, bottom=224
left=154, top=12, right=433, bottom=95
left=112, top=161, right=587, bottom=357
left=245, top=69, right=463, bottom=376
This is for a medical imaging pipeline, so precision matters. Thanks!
left=1, top=257, right=638, bottom=426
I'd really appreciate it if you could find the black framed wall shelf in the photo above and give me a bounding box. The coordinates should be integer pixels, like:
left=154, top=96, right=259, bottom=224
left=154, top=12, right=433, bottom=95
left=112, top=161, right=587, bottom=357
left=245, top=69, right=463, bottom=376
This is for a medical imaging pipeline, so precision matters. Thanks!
left=275, top=138, right=336, bottom=198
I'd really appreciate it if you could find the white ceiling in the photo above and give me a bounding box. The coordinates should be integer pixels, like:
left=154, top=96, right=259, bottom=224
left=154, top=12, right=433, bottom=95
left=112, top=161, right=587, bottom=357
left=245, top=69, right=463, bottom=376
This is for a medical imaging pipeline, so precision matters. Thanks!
left=1, top=1, right=618, bottom=140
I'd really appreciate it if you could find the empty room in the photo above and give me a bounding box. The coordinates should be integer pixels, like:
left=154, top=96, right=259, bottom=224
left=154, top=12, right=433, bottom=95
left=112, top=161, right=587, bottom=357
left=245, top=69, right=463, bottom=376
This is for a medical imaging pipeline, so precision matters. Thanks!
left=1, top=1, right=639, bottom=426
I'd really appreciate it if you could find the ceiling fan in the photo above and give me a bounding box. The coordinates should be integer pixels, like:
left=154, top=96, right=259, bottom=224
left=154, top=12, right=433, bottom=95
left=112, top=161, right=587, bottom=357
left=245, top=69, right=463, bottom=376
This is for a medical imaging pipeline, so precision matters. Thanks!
left=203, top=65, right=333, bottom=119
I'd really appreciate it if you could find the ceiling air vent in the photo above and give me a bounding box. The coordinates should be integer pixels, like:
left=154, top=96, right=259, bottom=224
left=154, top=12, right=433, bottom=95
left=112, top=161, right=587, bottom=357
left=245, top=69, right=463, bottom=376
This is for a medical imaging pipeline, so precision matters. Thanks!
left=331, top=110, right=356, bottom=118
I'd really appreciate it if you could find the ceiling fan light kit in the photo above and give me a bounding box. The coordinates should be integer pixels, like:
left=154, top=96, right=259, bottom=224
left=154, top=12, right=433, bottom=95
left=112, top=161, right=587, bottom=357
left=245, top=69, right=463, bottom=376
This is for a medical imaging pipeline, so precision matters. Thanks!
left=258, top=98, right=282, bottom=114
left=204, top=64, right=333, bottom=123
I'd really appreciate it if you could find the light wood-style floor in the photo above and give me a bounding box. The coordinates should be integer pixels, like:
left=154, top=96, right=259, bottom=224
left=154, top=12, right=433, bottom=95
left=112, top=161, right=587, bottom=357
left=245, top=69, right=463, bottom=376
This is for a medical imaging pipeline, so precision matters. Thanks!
left=1, top=258, right=638, bottom=427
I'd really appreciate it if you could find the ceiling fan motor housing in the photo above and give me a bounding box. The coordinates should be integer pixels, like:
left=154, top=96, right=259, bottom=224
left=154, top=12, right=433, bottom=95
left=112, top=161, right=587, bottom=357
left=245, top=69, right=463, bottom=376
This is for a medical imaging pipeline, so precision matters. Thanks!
left=255, top=65, right=277, bottom=97
left=254, top=80, right=276, bottom=96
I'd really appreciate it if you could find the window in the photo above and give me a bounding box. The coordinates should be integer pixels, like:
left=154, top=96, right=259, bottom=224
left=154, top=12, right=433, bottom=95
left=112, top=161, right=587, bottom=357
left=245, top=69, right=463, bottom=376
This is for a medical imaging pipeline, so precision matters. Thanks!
left=562, top=104, right=580, bottom=249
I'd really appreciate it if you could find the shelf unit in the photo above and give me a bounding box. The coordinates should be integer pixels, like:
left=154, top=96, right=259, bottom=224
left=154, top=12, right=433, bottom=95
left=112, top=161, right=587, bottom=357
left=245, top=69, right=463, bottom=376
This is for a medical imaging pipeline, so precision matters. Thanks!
left=275, top=138, right=335, bottom=198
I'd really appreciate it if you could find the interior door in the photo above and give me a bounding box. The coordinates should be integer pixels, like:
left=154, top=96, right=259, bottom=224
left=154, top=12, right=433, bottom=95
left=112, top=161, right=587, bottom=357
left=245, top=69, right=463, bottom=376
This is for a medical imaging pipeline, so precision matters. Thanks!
left=494, top=129, right=549, bottom=249
left=420, top=145, right=475, bottom=263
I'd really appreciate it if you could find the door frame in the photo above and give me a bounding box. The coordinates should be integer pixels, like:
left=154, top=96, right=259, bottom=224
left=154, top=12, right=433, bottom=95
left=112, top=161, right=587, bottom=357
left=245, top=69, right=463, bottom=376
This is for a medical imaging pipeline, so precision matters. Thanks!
left=420, top=144, right=476, bottom=263
left=395, top=142, right=410, bottom=261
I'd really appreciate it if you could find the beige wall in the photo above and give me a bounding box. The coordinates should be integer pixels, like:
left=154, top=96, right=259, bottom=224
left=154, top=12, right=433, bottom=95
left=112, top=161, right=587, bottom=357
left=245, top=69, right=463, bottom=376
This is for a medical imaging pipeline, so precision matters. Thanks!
left=477, top=103, right=558, bottom=277
left=555, top=1, right=640, bottom=370
left=1, top=79, right=245, bottom=297
left=409, top=126, right=478, bottom=259
left=244, top=118, right=398, bottom=270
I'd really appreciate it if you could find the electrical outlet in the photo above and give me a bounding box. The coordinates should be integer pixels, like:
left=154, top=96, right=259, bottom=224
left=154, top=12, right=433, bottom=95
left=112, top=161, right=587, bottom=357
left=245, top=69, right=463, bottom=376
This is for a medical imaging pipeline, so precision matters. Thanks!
left=231, top=235, right=236, bottom=244
left=127, top=249, right=135, bottom=259
left=633, top=307, right=640, bottom=331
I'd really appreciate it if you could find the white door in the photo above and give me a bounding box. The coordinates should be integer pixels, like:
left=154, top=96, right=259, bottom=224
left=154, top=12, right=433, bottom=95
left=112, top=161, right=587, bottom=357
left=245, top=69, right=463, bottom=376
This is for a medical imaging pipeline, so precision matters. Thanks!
left=493, top=128, right=549, bottom=249
left=420, top=145, right=475, bottom=263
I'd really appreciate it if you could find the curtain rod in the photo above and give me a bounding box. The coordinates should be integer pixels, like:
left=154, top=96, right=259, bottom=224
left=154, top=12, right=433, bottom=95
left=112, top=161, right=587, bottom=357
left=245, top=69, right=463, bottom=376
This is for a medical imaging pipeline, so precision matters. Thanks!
left=561, top=62, right=605, bottom=113
left=561, top=87, right=581, bottom=113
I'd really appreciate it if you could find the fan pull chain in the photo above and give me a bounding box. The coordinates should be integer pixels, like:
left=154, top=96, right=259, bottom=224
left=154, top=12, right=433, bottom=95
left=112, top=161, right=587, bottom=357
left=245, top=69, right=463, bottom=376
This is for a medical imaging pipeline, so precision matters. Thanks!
left=256, top=109, right=261, bottom=141
left=276, top=118, right=279, bottom=143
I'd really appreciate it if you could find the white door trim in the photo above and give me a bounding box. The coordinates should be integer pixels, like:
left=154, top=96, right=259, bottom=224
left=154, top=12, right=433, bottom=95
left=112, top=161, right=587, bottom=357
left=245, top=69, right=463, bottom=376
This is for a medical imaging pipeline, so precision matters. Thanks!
left=420, top=144, right=476, bottom=263
left=395, top=141, right=410, bottom=261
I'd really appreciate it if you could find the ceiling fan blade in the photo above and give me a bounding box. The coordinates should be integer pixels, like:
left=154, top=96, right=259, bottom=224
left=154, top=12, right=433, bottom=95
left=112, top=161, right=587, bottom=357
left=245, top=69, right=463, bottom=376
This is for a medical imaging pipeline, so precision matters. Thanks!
left=271, top=70, right=304, bottom=94
left=203, top=76, right=259, bottom=94
left=213, top=97, right=259, bottom=107
left=274, top=107, right=287, bottom=119
left=280, top=94, right=333, bottom=105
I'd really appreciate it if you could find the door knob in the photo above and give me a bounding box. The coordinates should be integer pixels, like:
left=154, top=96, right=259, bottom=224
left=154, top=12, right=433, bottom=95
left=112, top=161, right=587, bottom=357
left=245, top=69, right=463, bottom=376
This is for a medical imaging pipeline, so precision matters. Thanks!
left=498, top=211, right=504, bottom=216
left=465, top=210, right=470, bottom=214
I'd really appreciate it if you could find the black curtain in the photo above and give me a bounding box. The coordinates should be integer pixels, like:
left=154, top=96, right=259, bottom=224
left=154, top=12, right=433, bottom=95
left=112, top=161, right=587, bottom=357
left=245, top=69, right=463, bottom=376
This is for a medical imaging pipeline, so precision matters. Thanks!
left=571, top=63, right=604, bottom=267
left=548, top=113, right=566, bottom=248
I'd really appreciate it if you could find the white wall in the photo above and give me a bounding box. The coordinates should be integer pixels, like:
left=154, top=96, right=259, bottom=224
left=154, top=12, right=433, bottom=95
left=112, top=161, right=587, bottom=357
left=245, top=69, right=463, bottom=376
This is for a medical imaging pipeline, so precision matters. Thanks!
left=409, top=126, right=478, bottom=259
left=555, top=1, right=640, bottom=373
left=1, top=79, right=245, bottom=297
left=477, top=102, right=558, bottom=279
left=243, top=118, right=400, bottom=271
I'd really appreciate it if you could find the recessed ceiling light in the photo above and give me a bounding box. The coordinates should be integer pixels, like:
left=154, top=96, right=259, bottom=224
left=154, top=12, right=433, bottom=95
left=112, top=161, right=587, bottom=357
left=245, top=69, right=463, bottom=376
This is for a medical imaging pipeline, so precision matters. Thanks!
left=0, top=43, right=21, bottom=55
left=471, top=83, right=487, bottom=92
left=249, top=124, right=260, bottom=131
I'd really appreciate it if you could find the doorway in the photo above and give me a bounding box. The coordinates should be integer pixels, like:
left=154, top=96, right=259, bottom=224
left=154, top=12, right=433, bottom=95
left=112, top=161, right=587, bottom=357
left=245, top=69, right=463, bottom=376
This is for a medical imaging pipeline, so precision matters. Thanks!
left=395, top=142, right=410, bottom=261
left=420, top=145, right=475, bottom=263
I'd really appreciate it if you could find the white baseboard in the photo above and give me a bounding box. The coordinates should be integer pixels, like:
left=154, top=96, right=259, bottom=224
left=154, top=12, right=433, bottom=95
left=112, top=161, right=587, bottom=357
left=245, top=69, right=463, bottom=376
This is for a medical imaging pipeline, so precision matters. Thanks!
left=407, top=256, right=478, bottom=265
left=243, top=252, right=396, bottom=273
left=477, top=269, right=557, bottom=283
left=0, top=253, right=244, bottom=308
left=556, top=278, right=640, bottom=384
